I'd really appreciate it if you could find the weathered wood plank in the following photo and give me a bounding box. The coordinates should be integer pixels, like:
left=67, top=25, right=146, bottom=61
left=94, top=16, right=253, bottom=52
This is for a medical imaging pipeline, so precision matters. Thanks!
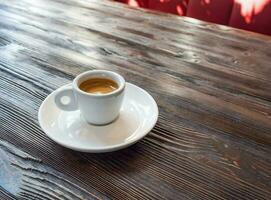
left=0, top=42, right=270, bottom=199
left=0, top=140, right=107, bottom=200
left=0, top=15, right=270, bottom=144
left=0, top=0, right=271, bottom=199
left=0, top=188, right=17, bottom=200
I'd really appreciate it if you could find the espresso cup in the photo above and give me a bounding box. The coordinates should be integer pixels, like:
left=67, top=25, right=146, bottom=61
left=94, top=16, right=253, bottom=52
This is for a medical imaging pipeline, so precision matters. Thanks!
left=54, top=70, right=125, bottom=125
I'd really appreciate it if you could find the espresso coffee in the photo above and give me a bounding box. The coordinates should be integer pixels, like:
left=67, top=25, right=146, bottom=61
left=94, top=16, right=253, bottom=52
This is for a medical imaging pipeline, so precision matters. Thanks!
left=79, top=78, right=118, bottom=94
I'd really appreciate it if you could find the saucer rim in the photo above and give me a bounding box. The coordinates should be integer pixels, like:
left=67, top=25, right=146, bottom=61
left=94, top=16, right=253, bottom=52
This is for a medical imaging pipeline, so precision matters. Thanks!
left=38, top=82, right=159, bottom=153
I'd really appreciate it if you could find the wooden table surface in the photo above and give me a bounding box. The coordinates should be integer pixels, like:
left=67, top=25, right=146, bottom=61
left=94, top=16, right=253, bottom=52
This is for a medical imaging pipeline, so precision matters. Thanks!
left=0, top=0, right=271, bottom=199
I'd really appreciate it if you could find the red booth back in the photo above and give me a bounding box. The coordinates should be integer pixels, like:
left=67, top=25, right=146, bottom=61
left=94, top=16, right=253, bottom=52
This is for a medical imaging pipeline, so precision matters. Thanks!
left=186, top=0, right=234, bottom=25
left=149, top=0, right=189, bottom=16
left=229, top=0, right=271, bottom=35
left=115, top=0, right=271, bottom=35
left=115, top=0, right=148, bottom=8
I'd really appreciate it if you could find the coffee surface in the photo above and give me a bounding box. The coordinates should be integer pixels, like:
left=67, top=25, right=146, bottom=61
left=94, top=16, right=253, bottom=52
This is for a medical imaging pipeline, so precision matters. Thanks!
left=79, top=78, right=118, bottom=94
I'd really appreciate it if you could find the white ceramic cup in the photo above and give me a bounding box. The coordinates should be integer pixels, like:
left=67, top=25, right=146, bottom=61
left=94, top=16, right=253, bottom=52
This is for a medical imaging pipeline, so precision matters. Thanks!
left=54, top=70, right=125, bottom=125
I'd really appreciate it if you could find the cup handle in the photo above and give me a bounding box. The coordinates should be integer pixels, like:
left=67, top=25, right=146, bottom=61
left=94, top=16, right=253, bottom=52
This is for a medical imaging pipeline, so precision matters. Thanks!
left=54, top=86, right=78, bottom=111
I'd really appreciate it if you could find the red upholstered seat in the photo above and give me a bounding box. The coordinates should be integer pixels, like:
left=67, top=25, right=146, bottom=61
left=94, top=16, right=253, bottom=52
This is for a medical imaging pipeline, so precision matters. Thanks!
left=115, top=0, right=149, bottom=8
left=148, top=0, right=189, bottom=16
left=186, top=0, right=234, bottom=25
left=229, top=0, right=271, bottom=35
left=115, top=0, right=271, bottom=35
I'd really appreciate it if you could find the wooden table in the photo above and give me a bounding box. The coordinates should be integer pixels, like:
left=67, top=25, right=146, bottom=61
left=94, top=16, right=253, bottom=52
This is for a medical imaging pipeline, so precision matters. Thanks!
left=0, top=0, right=271, bottom=199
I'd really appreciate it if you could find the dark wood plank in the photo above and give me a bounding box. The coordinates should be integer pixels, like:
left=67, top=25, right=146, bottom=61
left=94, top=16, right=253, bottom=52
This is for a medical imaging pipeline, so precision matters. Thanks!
left=0, top=0, right=271, bottom=199
left=0, top=188, right=17, bottom=200
left=0, top=140, right=106, bottom=200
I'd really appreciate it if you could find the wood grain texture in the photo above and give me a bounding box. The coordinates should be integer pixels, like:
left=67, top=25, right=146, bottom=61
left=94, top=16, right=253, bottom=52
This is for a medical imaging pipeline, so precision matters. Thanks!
left=0, top=141, right=104, bottom=200
left=0, top=0, right=270, bottom=199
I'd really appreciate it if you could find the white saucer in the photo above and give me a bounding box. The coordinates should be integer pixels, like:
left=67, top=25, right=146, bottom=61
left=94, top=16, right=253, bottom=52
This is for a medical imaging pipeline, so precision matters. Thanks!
left=38, top=83, right=158, bottom=153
